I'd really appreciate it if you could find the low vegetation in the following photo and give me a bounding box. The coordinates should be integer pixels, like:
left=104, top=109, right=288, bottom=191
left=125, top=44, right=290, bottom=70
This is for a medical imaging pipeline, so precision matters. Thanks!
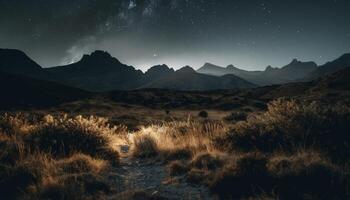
left=129, top=99, right=350, bottom=199
left=1, top=98, right=349, bottom=199
left=223, top=111, right=248, bottom=123
left=0, top=114, right=124, bottom=199
left=198, top=110, right=209, bottom=118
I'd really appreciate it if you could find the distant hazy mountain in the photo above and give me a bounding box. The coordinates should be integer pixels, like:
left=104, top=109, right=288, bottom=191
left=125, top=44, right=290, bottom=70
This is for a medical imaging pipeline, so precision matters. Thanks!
left=304, top=54, right=350, bottom=81
left=1, top=48, right=349, bottom=92
left=47, top=51, right=256, bottom=91
left=142, top=66, right=255, bottom=90
left=197, top=63, right=233, bottom=76
left=47, top=51, right=145, bottom=92
left=0, top=48, right=50, bottom=79
left=0, top=71, right=89, bottom=109
left=197, top=59, right=318, bottom=85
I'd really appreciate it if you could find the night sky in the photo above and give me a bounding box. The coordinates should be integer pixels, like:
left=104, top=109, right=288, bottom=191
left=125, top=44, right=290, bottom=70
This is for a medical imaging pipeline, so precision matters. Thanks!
left=1, top=0, right=350, bottom=71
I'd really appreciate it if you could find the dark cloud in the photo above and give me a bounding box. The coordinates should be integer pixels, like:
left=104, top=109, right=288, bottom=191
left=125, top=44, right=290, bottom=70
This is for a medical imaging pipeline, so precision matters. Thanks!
left=0, top=0, right=350, bottom=70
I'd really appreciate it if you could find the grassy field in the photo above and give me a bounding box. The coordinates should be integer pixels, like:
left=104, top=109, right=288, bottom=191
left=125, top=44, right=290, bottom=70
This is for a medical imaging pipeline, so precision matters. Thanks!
left=1, top=97, right=349, bottom=199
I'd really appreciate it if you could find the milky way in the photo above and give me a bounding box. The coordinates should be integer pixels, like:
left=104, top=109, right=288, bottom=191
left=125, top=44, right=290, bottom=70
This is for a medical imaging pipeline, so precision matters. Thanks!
left=0, top=0, right=350, bottom=70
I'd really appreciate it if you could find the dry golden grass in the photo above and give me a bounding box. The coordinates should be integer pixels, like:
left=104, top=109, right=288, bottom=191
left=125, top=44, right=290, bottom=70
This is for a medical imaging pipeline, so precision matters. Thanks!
left=130, top=120, right=228, bottom=162
left=0, top=114, right=126, bottom=199
left=147, top=99, right=350, bottom=199
left=1, top=98, right=349, bottom=199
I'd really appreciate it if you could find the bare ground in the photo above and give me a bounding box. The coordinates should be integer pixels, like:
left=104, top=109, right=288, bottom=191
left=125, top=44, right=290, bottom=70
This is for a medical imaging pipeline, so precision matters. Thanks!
left=109, top=146, right=213, bottom=200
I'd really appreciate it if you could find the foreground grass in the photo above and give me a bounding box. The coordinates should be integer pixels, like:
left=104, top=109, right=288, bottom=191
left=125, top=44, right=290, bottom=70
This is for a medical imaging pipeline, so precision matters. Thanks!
left=0, top=114, right=125, bottom=199
left=131, top=99, right=350, bottom=199
left=1, top=99, right=350, bottom=199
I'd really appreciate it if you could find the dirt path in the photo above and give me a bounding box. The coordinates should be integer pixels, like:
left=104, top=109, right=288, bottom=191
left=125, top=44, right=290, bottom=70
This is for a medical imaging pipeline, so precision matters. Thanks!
left=111, top=146, right=213, bottom=200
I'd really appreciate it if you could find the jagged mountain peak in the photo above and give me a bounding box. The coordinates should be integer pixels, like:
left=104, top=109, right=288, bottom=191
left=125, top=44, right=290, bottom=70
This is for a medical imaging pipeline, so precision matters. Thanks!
left=145, top=64, right=174, bottom=80
left=146, top=64, right=172, bottom=72
left=290, top=59, right=300, bottom=64
left=226, top=64, right=239, bottom=70
left=80, top=50, right=121, bottom=65
left=203, top=62, right=215, bottom=66
left=265, top=65, right=276, bottom=71
left=201, top=62, right=222, bottom=69
left=177, top=66, right=196, bottom=73
left=283, top=59, right=317, bottom=70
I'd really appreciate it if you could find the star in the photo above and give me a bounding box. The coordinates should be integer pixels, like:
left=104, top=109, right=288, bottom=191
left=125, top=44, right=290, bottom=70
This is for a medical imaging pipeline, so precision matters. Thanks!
left=128, top=0, right=136, bottom=10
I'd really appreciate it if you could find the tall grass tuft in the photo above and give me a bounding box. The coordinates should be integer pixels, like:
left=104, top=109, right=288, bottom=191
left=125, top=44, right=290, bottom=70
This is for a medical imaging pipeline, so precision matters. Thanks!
left=0, top=114, right=125, bottom=199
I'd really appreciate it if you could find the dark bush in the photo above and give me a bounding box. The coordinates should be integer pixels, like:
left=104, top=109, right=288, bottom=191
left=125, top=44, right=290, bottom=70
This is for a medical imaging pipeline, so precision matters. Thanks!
left=209, top=153, right=273, bottom=199
left=268, top=152, right=348, bottom=200
left=26, top=115, right=119, bottom=164
left=224, top=111, right=248, bottom=123
left=222, top=99, right=350, bottom=161
left=168, top=160, right=189, bottom=176
left=198, top=111, right=208, bottom=118
left=191, top=153, right=224, bottom=171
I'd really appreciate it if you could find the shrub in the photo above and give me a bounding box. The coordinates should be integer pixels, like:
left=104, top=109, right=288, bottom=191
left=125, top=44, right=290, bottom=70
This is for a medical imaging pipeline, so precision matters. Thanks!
left=162, top=148, right=192, bottom=162
left=0, top=114, right=124, bottom=199
left=0, top=114, right=31, bottom=135
left=0, top=135, right=25, bottom=165
left=268, top=151, right=348, bottom=200
left=131, top=121, right=227, bottom=162
left=223, top=111, right=248, bottom=123
left=186, top=168, right=212, bottom=184
left=27, top=115, right=119, bottom=164
left=167, top=160, right=189, bottom=176
left=56, top=153, right=110, bottom=174
left=132, top=134, right=159, bottom=158
left=37, top=173, right=111, bottom=199
left=198, top=110, right=208, bottom=118
left=223, top=99, right=350, bottom=161
left=0, top=153, right=56, bottom=199
left=0, top=152, right=113, bottom=199
left=209, top=153, right=272, bottom=199
left=191, top=153, right=225, bottom=171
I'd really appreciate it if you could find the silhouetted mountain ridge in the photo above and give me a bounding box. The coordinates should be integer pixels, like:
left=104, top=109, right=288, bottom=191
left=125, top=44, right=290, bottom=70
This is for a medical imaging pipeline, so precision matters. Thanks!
left=0, top=48, right=50, bottom=79
left=142, top=66, right=255, bottom=90
left=1, top=48, right=349, bottom=92
left=47, top=50, right=145, bottom=91
left=0, top=71, right=89, bottom=110
left=198, top=59, right=318, bottom=85
left=144, top=64, right=174, bottom=81
left=46, top=51, right=256, bottom=91
left=304, top=53, right=350, bottom=81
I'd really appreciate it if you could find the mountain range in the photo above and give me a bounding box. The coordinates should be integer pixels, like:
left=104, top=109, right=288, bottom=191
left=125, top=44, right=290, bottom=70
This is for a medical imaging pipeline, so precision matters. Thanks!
left=0, top=48, right=349, bottom=109
left=197, top=54, right=350, bottom=86
left=0, top=48, right=349, bottom=92
left=0, top=49, right=255, bottom=91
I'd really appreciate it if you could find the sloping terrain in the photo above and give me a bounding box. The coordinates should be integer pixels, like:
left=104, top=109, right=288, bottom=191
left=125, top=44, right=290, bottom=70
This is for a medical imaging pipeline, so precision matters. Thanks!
left=260, top=67, right=350, bottom=105
left=305, top=53, right=350, bottom=81
left=0, top=48, right=50, bottom=79
left=0, top=71, right=90, bottom=110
